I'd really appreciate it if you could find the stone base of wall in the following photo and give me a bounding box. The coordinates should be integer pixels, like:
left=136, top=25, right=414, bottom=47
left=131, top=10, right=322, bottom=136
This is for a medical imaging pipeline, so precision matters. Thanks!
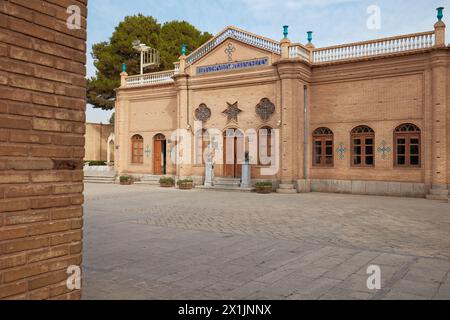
left=296, top=179, right=426, bottom=198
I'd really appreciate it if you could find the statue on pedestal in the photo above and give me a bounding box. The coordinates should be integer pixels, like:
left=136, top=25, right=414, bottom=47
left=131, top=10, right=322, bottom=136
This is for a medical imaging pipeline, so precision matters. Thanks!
left=241, top=151, right=252, bottom=189
left=204, top=148, right=215, bottom=187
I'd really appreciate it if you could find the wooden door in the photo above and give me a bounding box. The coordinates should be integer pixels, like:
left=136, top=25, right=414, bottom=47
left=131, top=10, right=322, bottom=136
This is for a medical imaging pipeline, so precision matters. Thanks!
left=153, top=140, right=162, bottom=175
left=235, top=136, right=243, bottom=177
left=223, top=130, right=244, bottom=178
left=223, top=134, right=234, bottom=178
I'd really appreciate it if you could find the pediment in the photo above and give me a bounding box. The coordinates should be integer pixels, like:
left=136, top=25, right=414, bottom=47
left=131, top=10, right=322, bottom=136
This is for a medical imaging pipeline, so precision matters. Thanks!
left=185, top=26, right=281, bottom=75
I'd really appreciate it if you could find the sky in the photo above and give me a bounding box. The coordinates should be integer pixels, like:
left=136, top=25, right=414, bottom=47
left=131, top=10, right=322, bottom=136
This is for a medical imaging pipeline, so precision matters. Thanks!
left=85, top=0, right=448, bottom=123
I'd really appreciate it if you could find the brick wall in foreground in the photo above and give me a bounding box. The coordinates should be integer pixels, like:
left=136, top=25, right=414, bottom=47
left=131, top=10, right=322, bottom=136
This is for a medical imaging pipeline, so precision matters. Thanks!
left=0, top=0, right=87, bottom=300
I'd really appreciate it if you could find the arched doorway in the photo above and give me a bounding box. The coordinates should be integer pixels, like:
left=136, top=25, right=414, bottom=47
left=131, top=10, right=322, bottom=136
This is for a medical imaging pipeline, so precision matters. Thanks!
left=153, top=134, right=167, bottom=175
left=223, top=128, right=244, bottom=178
left=107, top=133, right=115, bottom=165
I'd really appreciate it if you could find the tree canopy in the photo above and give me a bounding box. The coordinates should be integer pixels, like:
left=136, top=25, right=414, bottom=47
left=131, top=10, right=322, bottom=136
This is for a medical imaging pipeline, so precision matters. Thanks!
left=87, top=15, right=212, bottom=110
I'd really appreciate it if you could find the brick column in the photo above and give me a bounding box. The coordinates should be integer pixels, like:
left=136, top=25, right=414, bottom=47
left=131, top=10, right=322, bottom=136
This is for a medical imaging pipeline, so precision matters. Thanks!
left=173, top=73, right=192, bottom=179
left=276, top=61, right=300, bottom=193
left=426, top=50, right=449, bottom=201
left=0, top=0, right=87, bottom=299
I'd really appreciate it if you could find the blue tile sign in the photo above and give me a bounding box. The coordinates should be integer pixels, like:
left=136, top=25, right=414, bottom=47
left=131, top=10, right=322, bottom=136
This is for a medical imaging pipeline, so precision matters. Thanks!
left=197, top=57, right=269, bottom=75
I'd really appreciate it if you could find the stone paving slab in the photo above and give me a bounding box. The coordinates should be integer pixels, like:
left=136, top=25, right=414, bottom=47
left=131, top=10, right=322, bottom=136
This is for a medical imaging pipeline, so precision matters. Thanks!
left=83, top=184, right=450, bottom=300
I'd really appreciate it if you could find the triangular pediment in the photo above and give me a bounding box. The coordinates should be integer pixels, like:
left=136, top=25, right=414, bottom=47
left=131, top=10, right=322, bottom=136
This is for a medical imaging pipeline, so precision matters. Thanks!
left=185, top=26, right=281, bottom=68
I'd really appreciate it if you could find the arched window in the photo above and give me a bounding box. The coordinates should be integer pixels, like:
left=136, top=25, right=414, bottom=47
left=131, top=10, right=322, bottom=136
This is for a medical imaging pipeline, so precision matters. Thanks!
left=394, top=124, right=421, bottom=167
left=351, top=126, right=375, bottom=167
left=258, top=126, right=273, bottom=165
left=195, top=129, right=210, bottom=165
left=131, top=135, right=144, bottom=164
left=312, top=127, right=334, bottom=167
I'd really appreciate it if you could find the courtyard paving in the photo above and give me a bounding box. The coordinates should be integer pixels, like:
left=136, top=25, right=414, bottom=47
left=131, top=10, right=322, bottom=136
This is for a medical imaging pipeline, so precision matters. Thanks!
left=82, top=184, right=450, bottom=300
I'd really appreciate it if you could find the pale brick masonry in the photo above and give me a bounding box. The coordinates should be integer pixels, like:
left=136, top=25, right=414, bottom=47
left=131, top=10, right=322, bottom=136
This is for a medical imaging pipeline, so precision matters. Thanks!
left=0, top=0, right=87, bottom=299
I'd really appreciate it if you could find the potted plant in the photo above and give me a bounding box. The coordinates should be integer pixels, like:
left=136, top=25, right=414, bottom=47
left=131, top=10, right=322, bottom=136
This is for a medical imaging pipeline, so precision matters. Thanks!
left=119, top=175, right=133, bottom=185
left=177, top=178, right=194, bottom=190
left=159, top=177, right=175, bottom=188
left=255, top=181, right=273, bottom=194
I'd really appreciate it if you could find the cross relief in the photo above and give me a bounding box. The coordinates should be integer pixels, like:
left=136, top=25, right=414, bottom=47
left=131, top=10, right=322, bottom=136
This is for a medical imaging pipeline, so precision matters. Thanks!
left=377, top=140, right=391, bottom=160
left=224, top=43, right=236, bottom=62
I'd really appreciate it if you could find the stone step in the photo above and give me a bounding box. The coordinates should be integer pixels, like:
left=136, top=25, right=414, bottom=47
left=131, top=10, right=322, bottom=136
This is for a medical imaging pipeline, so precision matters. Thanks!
left=84, top=173, right=116, bottom=178
left=84, top=178, right=115, bottom=184
left=84, top=177, right=116, bottom=181
left=215, top=178, right=241, bottom=182
left=278, top=184, right=296, bottom=190
left=214, top=178, right=241, bottom=187
left=197, top=185, right=254, bottom=193
left=429, top=189, right=449, bottom=196
left=426, top=194, right=449, bottom=202
left=139, top=175, right=175, bottom=181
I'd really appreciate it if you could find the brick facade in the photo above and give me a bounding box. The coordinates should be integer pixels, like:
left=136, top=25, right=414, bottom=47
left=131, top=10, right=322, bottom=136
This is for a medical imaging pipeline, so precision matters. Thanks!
left=0, top=0, right=86, bottom=299
left=116, top=22, right=448, bottom=200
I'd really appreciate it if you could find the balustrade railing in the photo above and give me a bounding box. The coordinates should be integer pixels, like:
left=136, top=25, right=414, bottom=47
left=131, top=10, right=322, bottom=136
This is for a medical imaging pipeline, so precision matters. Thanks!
left=313, top=31, right=435, bottom=63
left=123, top=30, right=438, bottom=87
left=174, top=62, right=180, bottom=74
left=185, top=27, right=281, bottom=66
left=288, top=44, right=311, bottom=61
left=125, top=70, right=175, bottom=87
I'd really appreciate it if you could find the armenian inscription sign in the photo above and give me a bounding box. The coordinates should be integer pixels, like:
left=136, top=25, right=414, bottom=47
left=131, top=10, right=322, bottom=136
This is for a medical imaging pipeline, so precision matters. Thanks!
left=197, top=57, right=269, bottom=75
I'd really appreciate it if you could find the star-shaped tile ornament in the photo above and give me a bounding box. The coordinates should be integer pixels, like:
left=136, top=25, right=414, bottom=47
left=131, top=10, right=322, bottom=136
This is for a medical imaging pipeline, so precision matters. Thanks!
left=222, top=101, right=242, bottom=123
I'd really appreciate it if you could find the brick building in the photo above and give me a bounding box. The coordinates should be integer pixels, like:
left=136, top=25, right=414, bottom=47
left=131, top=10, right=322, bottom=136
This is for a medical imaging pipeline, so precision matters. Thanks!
left=0, top=0, right=86, bottom=299
left=115, top=9, right=449, bottom=201
left=84, top=123, right=114, bottom=163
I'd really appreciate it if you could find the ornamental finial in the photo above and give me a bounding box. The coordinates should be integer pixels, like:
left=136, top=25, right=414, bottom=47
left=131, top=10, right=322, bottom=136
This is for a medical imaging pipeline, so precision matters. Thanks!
left=122, top=63, right=126, bottom=73
left=283, top=26, right=289, bottom=39
left=181, top=44, right=187, bottom=56
left=437, top=7, right=444, bottom=21
left=307, top=31, right=313, bottom=44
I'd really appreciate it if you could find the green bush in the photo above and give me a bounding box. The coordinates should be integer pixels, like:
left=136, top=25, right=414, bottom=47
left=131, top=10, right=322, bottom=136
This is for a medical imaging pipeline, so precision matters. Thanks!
left=120, top=175, right=132, bottom=182
left=87, top=161, right=107, bottom=166
left=255, top=181, right=273, bottom=188
left=177, top=178, right=194, bottom=186
left=159, top=177, right=175, bottom=185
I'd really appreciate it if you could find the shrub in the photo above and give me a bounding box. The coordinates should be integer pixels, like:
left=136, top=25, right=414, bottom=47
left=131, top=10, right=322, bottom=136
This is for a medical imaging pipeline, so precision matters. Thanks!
left=159, top=177, right=175, bottom=185
left=255, top=181, right=273, bottom=188
left=87, top=161, right=107, bottom=166
left=177, top=178, right=194, bottom=186
left=120, top=175, right=132, bottom=182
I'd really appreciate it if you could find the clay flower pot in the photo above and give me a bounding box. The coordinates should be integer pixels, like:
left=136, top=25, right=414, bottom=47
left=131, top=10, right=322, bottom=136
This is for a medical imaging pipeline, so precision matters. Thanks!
left=177, top=180, right=194, bottom=190
left=119, top=176, right=133, bottom=185
left=255, top=181, right=273, bottom=194
left=159, top=177, right=175, bottom=188
left=256, top=185, right=272, bottom=194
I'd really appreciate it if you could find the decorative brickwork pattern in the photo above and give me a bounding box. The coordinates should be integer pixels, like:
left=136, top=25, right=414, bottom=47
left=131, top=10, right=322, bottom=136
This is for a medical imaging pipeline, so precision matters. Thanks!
left=0, top=0, right=87, bottom=300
